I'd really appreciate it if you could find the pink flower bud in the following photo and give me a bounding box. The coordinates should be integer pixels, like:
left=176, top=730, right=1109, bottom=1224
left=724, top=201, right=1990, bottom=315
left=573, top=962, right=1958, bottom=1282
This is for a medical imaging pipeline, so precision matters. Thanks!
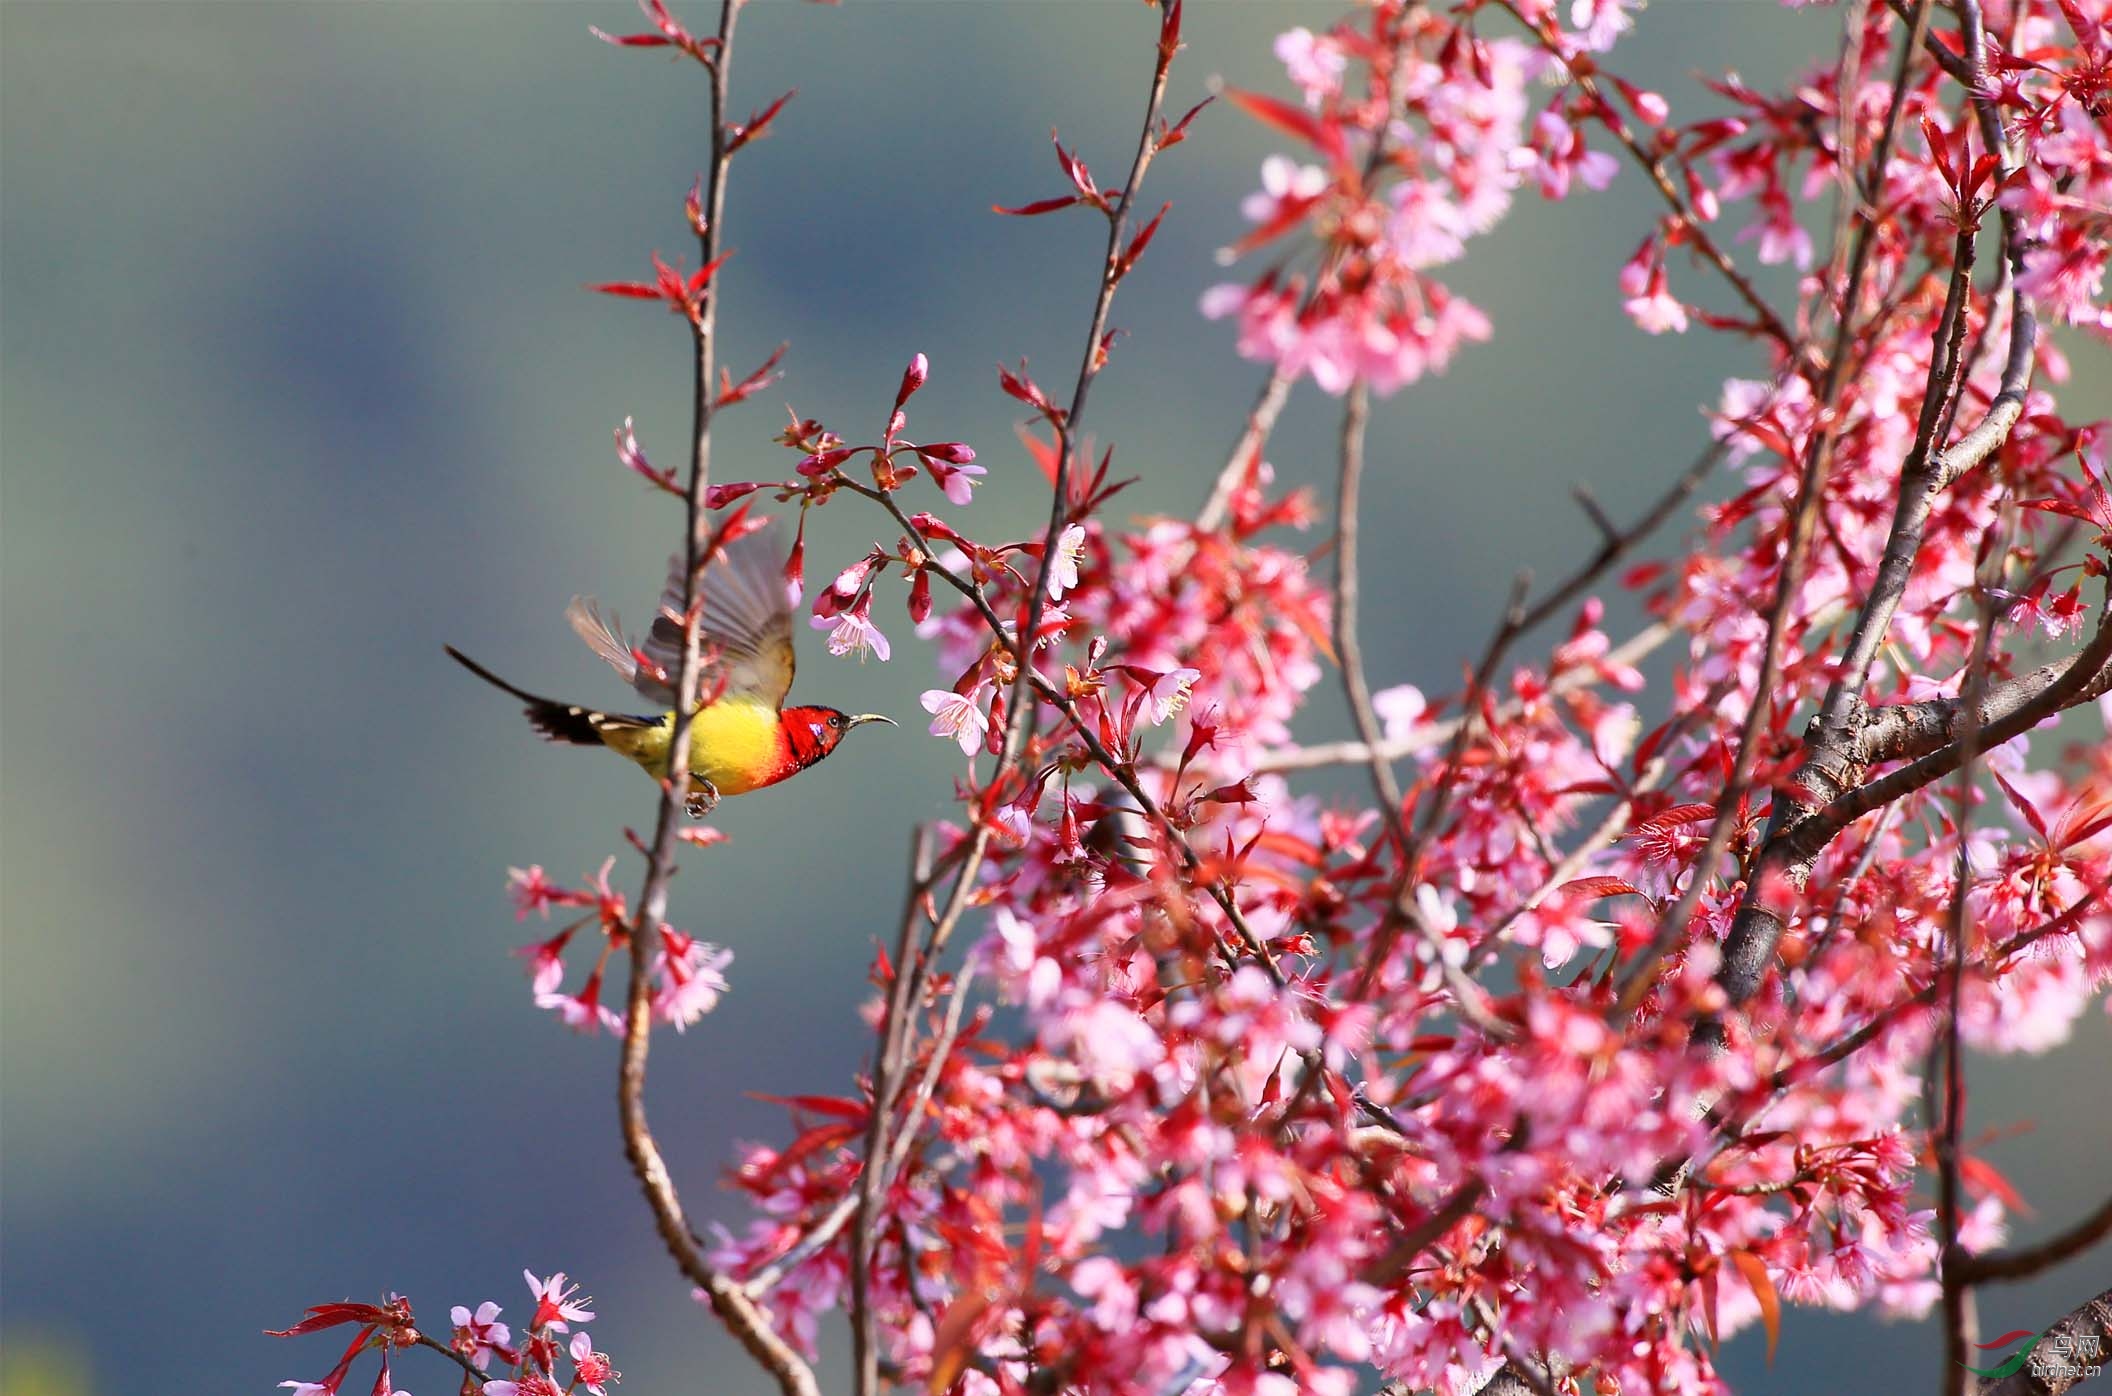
left=895, top=352, right=929, bottom=408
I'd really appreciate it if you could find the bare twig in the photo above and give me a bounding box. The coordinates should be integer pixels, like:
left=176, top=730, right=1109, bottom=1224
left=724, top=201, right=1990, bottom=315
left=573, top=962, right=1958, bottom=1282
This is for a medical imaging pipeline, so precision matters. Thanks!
left=1196, top=368, right=1294, bottom=532
left=995, top=3, right=1178, bottom=774
left=1334, top=380, right=1408, bottom=838
left=412, top=1335, right=491, bottom=1389
left=1960, top=1192, right=2112, bottom=1285
left=1244, top=622, right=1674, bottom=774
left=849, top=825, right=942, bottom=1395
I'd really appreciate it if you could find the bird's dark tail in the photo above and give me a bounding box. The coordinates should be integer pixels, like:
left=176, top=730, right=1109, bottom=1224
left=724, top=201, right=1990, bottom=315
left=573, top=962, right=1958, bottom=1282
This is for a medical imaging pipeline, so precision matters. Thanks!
left=444, top=645, right=640, bottom=746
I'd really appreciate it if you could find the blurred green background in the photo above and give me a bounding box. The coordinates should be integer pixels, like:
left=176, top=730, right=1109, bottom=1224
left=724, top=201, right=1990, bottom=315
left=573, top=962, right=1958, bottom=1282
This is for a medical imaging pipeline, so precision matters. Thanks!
left=2, top=2, right=2106, bottom=1393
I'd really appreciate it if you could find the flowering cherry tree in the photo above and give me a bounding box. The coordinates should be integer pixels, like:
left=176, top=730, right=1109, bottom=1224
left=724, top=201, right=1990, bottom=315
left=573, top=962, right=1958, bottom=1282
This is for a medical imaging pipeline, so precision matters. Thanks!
left=272, top=1, right=2112, bottom=1394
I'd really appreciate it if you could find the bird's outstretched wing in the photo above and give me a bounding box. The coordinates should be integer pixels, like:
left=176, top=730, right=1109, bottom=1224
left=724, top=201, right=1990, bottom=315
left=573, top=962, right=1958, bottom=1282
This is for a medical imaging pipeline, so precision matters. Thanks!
left=566, top=524, right=796, bottom=710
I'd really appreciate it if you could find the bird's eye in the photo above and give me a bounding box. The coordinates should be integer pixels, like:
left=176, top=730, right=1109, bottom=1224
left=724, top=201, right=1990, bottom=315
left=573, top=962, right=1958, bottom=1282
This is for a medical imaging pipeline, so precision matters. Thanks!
left=829, top=714, right=845, bottom=730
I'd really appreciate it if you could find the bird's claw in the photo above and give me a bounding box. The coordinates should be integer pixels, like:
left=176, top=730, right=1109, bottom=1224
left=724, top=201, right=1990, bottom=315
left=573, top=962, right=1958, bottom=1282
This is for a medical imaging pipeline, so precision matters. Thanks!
left=685, top=780, right=721, bottom=819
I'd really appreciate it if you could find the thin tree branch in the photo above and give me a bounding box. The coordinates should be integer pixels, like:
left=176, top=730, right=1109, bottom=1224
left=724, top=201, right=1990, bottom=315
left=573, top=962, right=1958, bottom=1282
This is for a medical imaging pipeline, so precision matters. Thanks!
left=1935, top=541, right=2003, bottom=1396
left=849, top=825, right=942, bottom=1396
left=609, top=10, right=820, bottom=1395
left=412, top=1335, right=492, bottom=1389
left=1769, top=876, right=2107, bottom=1090
left=993, top=2, right=1177, bottom=777
left=1335, top=379, right=1406, bottom=832
left=849, top=19, right=1179, bottom=1388
left=1196, top=368, right=1294, bottom=532
left=1960, top=1192, right=2112, bottom=1285
left=1498, top=0, right=1803, bottom=359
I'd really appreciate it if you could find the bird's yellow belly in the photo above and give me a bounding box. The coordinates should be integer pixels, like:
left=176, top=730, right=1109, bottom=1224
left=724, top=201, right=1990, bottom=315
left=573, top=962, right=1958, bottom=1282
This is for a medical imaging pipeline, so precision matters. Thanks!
left=599, top=700, right=784, bottom=796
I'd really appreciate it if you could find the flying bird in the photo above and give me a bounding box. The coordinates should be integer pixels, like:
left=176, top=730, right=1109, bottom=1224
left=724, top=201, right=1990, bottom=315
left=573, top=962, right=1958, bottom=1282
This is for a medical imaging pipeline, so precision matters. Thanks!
left=446, top=526, right=893, bottom=816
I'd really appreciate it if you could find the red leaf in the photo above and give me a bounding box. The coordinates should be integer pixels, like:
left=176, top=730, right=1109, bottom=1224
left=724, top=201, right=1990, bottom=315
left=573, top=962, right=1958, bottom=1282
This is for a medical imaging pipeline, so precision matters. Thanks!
left=1015, top=424, right=1060, bottom=483
left=2019, top=497, right=2097, bottom=524
left=266, top=1304, right=387, bottom=1338
left=1223, top=86, right=1346, bottom=163
left=770, top=1120, right=861, bottom=1174
left=727, top=90, right=794, bottom=155
left=992, top=195, right=1082, bottom=218
left=926, top=1288, right=998, bottom=1394
left=1622, top=560, right=1669, bottom=588
left=1698, top=1264, right=1722, bottom=1351
left=590, top=29, right=673, bottom=47
left=749, top=1092, right=869, bottom=1121
left=1051, top=130, right=1101, bottom=202
left=1634, top=802, right=1718, bottom=836
left=686, top=250, right=734, bottom=295
left=717, top=343, right=788, bottom=409
left=1921, top=114, right=1955, bottom=189
left=1559, top=875, right=1643, bottom=900
left=1965, top=151, right=2002, bottom=199
left=1115, top=201, right=1171, bottom=280
left=588, top=281, right=664, bottom=300
left=998, top=360, right=1063, bottom=423
left=1990, top=769, right=2050, bottom=842
left=1959, top=1153, right=2030, bottom=1213
left=1221, top=191, right=1325, bottom=259
left=1160, top=96, right=1212, bottom=149
left=1727, top=1250, right=1781, bottom=1365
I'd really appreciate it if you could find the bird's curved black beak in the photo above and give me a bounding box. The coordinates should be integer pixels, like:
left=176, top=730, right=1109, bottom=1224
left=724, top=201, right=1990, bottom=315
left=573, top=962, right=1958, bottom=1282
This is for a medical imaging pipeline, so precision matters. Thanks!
left=845, top=713, right=896, bottom=730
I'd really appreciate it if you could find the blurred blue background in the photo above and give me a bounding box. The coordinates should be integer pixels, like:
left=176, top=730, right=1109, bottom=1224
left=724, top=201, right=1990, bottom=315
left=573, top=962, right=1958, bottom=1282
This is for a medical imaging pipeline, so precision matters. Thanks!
left=3, top=3, right=2106, bottom=1393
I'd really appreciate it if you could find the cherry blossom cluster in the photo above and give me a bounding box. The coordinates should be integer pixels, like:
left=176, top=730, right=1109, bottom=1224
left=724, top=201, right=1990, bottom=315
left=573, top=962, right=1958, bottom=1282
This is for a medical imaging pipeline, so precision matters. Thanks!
left=272, top=1273, right=615, bottom=1396
left=1201, top=2, right=1666, bottom=392
left=504, top=855, right=733, bottom=1036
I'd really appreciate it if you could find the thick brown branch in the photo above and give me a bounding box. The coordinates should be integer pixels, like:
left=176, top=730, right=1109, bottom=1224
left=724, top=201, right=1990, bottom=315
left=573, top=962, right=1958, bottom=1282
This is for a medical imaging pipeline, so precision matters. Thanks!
left=1980, top=1286, right=2112, bottom=1396
left=1627, top=0, right=2042, bottom=1024
left=1859, top=650, right=2112, bottom=766
left=1782, top=586, right=2112, bottom=866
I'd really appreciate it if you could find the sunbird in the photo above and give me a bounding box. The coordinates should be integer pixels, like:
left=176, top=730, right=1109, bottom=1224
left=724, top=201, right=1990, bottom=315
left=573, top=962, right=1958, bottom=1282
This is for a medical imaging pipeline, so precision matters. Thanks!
left=447, top=526, right=893, bottom=816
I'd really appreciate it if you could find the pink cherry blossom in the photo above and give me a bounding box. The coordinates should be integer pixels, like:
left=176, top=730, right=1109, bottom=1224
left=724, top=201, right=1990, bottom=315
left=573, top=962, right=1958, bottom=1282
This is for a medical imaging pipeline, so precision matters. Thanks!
left=920, top=687, right=990, bottom=754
